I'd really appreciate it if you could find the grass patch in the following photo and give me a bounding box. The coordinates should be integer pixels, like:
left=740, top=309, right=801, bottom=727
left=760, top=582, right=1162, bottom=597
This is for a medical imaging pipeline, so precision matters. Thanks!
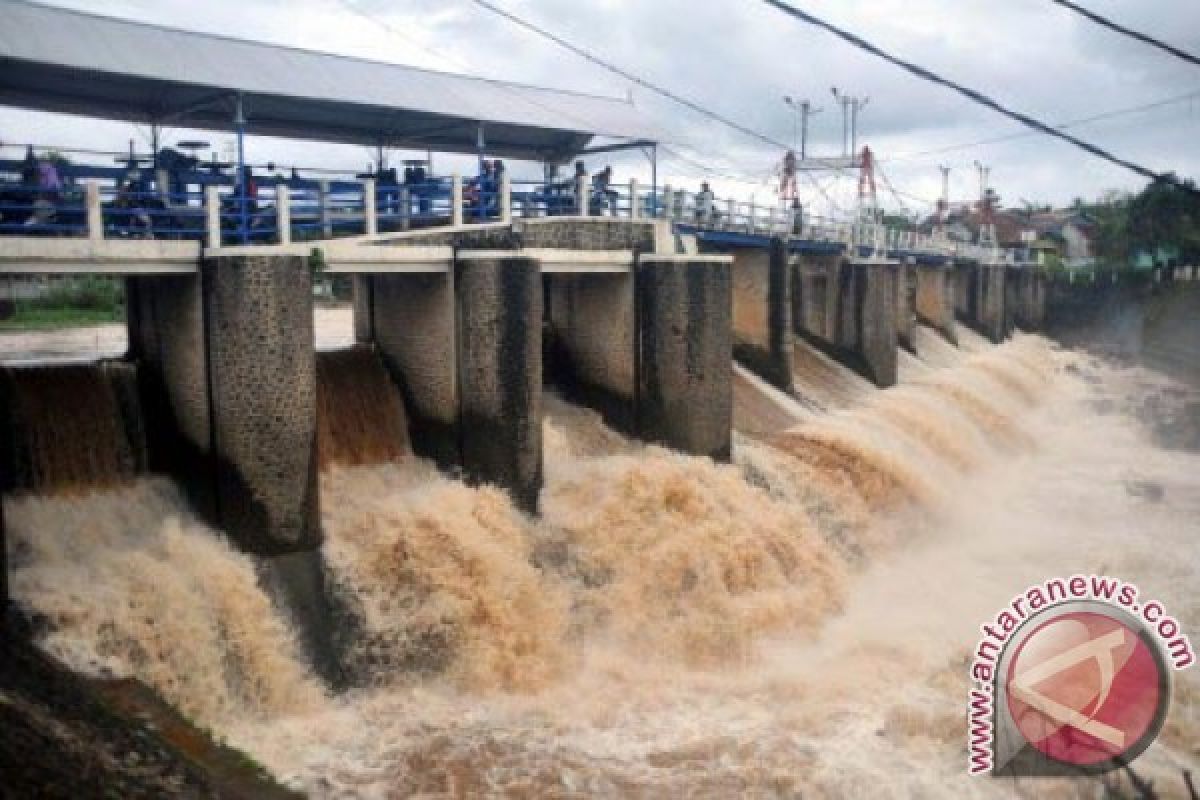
left=0, top=276, right=124, bottom=331
left=0, top=306, right=123, bottom=331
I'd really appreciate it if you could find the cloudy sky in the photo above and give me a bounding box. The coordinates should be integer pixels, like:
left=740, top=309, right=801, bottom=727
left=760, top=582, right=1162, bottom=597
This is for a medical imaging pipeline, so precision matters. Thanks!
left=4, top=0, right=1199, bottom=217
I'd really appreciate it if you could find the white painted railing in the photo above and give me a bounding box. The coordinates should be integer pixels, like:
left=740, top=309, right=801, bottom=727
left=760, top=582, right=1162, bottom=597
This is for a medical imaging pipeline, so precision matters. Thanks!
left=12, top=173, right=1015, bottom=263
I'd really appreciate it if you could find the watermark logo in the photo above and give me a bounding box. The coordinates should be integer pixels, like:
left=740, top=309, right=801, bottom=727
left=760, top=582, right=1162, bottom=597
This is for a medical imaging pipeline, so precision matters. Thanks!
left=968, top=576, right=1193, bottom=777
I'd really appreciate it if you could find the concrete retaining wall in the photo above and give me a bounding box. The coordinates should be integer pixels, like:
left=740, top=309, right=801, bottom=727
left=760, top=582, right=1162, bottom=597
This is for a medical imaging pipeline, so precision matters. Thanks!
left=368, top=272, right=459, bottom=466
left=635, top=255, right=732, bottom=460
left=455, top=254, right=543, bottom=512
left=915, top=261, right=957, bottom=344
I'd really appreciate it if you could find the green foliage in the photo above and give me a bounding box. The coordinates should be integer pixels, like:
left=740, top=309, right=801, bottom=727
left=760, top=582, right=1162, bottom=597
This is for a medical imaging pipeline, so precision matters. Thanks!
left=0, top=307, right=122, bottom=330
left=21, top=276, right=124, bottom=313
left=1081, top=177, right=1200, bottom=269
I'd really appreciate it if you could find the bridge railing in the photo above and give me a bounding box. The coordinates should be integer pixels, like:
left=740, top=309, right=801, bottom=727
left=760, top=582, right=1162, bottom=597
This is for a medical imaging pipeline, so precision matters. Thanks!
left=0, top=157, right=1020, bottom=262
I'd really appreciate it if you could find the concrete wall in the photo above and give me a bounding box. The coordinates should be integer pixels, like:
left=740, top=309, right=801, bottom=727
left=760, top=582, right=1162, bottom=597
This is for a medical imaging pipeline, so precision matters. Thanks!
left=793, top=253, right=841, bottom=343
left=915, top=261, right=957, bottom=344
left=792, top=256, right=898, bottom=388
left=351, top=275, right=373, bottom=344
left=855, top=261, right=900, bottom=388
left=374, top=218, right=658, bottom=254
left=455, top=254, right=543, bottom=512
left=954, top=259, right=976, bottom=320
left=368, top=272, right=459, bottom=466
left=896, top=261, right=918, bottom=353
left=1012, top=267, right=1047, bottom=331
left=201, top=255, right=320, bottom=555
left=517, top=218, right=658, bottom=252
left=0, top=497, right=6, bottom=622
left=544, top=272, right=637, bottom=432
left=977, top=263, right=1007, bottom=343
left=126, top=275, right=214, bottom=513
left=635, top=255, right=733, bottom=461
left=726, top=238, right=793, bottom=392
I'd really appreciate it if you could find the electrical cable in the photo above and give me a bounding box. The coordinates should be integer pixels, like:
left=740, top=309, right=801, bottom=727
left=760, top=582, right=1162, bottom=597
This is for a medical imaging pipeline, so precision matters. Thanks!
left=1047, top=0, right=1200, bottom=68
left=758, top=0, right=1197, bottom=195
left=887, top=88, right=1200, bottom=163
left=466, top=0, right=790, bottom=152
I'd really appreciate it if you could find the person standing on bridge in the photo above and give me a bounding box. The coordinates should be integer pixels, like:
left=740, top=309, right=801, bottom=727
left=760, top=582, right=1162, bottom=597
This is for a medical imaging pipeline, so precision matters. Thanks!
left=695, top=181, right=716, bottom=224
left=779, top=149, right=798, bottom=202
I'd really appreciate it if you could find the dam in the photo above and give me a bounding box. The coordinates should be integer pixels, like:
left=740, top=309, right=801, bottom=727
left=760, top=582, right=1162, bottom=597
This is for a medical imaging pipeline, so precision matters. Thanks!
left=1, top=3, right=1198, bottom=797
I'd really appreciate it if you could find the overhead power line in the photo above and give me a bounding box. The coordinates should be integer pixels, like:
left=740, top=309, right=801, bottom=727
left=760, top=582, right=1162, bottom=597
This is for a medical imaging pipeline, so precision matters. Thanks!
left=465, top=0, right=864, bottom=213
left=888, top=88, right=1200, bottom=163
left=758, top=0, right=1197, bottom=195
left=1047, top=0, right=1200, bottom=68
left=466, top=0, right=788, bottom=152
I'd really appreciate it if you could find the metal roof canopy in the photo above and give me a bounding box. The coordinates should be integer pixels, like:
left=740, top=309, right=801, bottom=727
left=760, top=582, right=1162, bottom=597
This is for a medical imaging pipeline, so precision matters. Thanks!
left=0, top=0, right=662, bottom=162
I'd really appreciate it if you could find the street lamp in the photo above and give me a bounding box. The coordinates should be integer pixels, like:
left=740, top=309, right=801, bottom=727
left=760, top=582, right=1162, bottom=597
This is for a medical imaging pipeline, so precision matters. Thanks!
left=784, top=95, right=821, bottom=160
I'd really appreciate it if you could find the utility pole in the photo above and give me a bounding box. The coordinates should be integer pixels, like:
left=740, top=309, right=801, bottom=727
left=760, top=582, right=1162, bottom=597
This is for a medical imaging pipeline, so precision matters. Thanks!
left=973, top=160, right=991, bottom=208
left=974, top=160, right=995, bottom=246
left=938, top=165, right=951, bottom=216
left=831, top=87, right=869, bottom=157
left=784, top=96, right=822, bottom=159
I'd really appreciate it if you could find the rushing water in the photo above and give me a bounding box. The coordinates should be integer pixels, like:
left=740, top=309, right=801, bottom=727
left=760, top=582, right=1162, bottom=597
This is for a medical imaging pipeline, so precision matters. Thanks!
left=4, top=326, right=1199, bottom=798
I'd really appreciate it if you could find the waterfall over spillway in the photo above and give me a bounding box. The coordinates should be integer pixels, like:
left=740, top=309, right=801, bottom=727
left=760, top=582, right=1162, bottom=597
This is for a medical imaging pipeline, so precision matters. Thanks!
left=5, top=330, right=1198, bottom=798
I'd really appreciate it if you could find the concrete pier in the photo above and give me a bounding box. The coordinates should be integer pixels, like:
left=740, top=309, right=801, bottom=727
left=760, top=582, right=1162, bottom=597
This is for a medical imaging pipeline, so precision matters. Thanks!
left=544, top=270, right=637, bottom=432
left=202, top=255, right=321, bottom=554
left=896, top=260, right=918, bottom=353
left=455, top=252, right=543, bottom=512
left=367, top=272, right=459, bottom=466
left=915, top=260, right=957, bottom=344
left=351, top=275, right=374, bottom=344
left=854, top=260, right=900, bottom=388
left=0, top=497, right=7, bottom=623
left=954, top=259, right=977, bottom=322
left=1012, top=267, right=1046, bottom=330
left=1004, top=265, right=1020, bottom=337
left=793, top=252, right=840, bottom=345
left=635, top=254, right=733, bottom=461
left=791, top=255, right=899, bottom=387
left=728, top=238, right=794, bottom=392
left=126, top=274, right=214, bottom=514
left=131, top=255, right=338, bottom=682
left=977, top=263, right=1008, bottom=343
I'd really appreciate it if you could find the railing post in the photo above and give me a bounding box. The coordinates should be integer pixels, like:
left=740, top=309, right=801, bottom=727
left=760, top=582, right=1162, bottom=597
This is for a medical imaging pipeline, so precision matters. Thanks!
left=662, top=184, right=672, bottom=220
left=318, top=180, right=332, bottom=239
left=155, top=168, right=171, bottom=203
left=451, top=173, right=464, bottom=226
left=85, top=181, right=103, bottom=241
left=205, top=185, right=221, bottom=248
left=629, top=178, right=640, bottom=219
left=576, top=172, right=589, bottom=217
left=500, top=172, right=512, bottom=224
left=276, top=184, right=291, bottom=245
left=399, top=187, right=411, bottom=230
left=363, top=178, right=378, bottom=236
